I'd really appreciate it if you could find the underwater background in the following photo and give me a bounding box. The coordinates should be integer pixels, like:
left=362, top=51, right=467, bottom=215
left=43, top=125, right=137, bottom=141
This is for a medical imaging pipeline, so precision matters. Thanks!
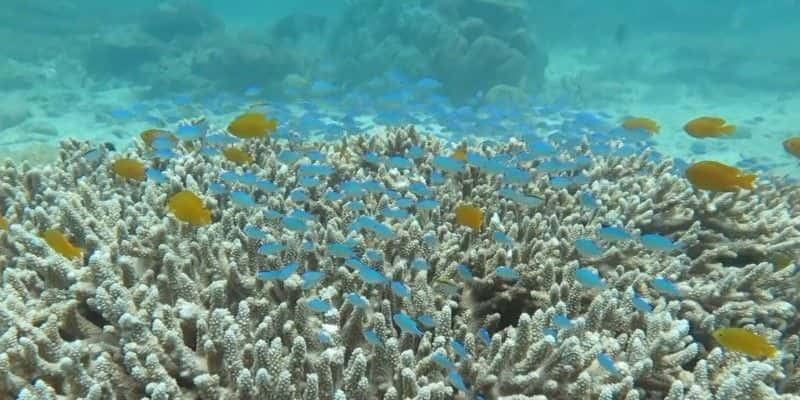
left=1, top=1, right=799, bottom=399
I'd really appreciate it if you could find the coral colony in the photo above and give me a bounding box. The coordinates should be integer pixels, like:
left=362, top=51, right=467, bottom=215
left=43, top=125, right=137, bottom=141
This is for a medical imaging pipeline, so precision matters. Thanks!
left=1, top=109, right=799, bottom=400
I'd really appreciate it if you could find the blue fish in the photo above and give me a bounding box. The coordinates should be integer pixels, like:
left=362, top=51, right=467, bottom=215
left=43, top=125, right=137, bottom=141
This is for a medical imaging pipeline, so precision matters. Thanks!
left=327, top=242, right=355, bottom=258
left=278, top=150, right=302, bottom=164
left=407, top=145, right=425, bottom=159
left=324, top=191, right=343, bottom=201
left=317, top=329, right=332, bottom=345
left=410, top=258, right=429, bottom=271
left=263, top=209, right=283, bottom=220
left=385, top=156, right=414, bottom=170
left=632, top=291, right=654, bottom=313
left=597, top=225, right=632, bottom=242
left=448, top=370, right=468, bottom=392
left=432, top=351, right=457, bottom=370
left=409, top=182, right=433, bottom=197
left=289, top=188, right=309, bottom=202
left=230, top=191, right=257, bottom=208
left=393, top=312, right=424, bottom=336
left=492, top=231, right=515, bottom=245
left=574, top=267, right=606, bottom=289
left=597, top=352, right=621, bottom=376
left=451, top=340, right=470, bottom=359
left=553, top=314, right=575, bottom=330
left=365, top=249, right=383, bottom=262
left=302, top=271, right=326, bottom=289
left=391, top=281, right=412, bottom=298
left=176, top=124, right=202, bottom=140
left=199, top=146, right=220, bottom=157
left=243, top=225, right=268, bottom=240
left=307, top=298, right=332, bottom=313
left=281, top=216, right=309, bottom=232
left=418, top=314, right=436, bottom=328
left=256, top=262, right=299, bottom=281
left=417, top=199, right=440, bottom=210
left=432, top=156, right=466, bottom=173
left=345, top=292, right=369, bottom=309
left=478, top=328, right=492, bottom=346
left=430, top=171, right=446, bottom=185
left=298, top=164, right=335, bottom=177
left=146, top=168, right=167, bottom=183
left=575, top=238, right=605, bottom=258
left=258, top=242, right=284, bottom=255
left=651, top=277, right=682, bottom=297
left=495, top=266, right=520, bottom=281
left=208, top=183, right=227, bottom=195
left=640, top=234, right=681, bottom=252
left=220, top=171, right=239, bottom=183
left=363, top=329, right=383, bottom=347
left=346, top=200, right=365, bottom=211
left=357, top=265, right=388, bottom=285
left=255, top=180, right=280, bottom=193
left=395, top=198, right=416, bottom=208
left=380, top=207, right=410, bottom=220
left=579, top=192, right=599, bottom=209
left=457, top=264, right=474, bottom=281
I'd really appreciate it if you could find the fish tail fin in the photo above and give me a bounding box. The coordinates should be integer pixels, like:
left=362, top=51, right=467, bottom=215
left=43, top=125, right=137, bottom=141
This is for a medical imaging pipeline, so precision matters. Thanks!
left=739, top=173, right=757, bottom=189
left=721, top=124, right=736, bottom=134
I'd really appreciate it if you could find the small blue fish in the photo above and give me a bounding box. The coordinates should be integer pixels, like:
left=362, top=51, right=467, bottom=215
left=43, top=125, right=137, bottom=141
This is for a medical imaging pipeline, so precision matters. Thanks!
left=432, top=351, right=457, bottom=370
left=597, top=225, right=632, bottom=242
left=422, top=232, right=438, bottom=247
left=597, top=352, right=621, bottom=376
left=263, top=209, right=283, bottom=220
left=553, top=314, right=575, bottom=330
left=231, top=191, right=257, bottom=208
left=543, top=326, right=558, bottom=341
left=575, top=238, right=605, bottom=258
left=393, top=312, right=424, bottom=336
left=492, top=231, right=515, bottom=245
left=324, top=191, right=343, bottom=201
left=451, top=340, right=470, bottom=359
left=391, top=281, right=412, bottom=298
left=307, top=298, right=332, bottom=313
left=363, top=329, right=383, bottom=347
left=632, top=291, right=654, bottom=313
left=199, top=146, right=220, bottom=157
left=256, top=262, right=299, bottom=281
left=302, top=271, right=326, bottom=289
left=410, top=258, right=429, bottom=271
left=176, top=124, right=202, bottom=140
left=430, top=170, right=446, bottom=185
left=327, top=242, right=355, bottom=258
left=495, top=266, right=520, bottom=281
left=380, top=207, right=410, bottom=220
left=365, top=249, right=383, bottom=262
left=258, top=242, right=284, bottom=255
left=220, top=171, right=239, bottom=183
left=345, top=292, right=369, bottom=309
left=146, top=168, right=167, bottom=183
left=385, top=156, right=414, bottom=170
left=407, top=145, right=425, bottom=159
left=289, top=188, right=309, bottom=202
left=640, top=234, right=681, bottom=252
left=651, top=277, right=682, bottom=297
left=418, top=314, right=436, bottom=328
left=208, top=183, right=227, bottom=195
left=243, top=225, right=268, bottom=240
left=346, top=200, right=365, bottom=211
left=457, top=264, right=474, bottom=281
left=417, top=199, right=440, bottom=210
left=278, top=150, right=302, bottom=164
left=255, top=180, right=279, bottom=192
left=281, top=216, right=309, bottom=232
left=357, top=265, right=388, bottom=285
left=478, top=328, right=492, bottom=346
left=574, top=267, right=606, bottom=289
left=317, top=329, right=332, bottom=345
left=448, top=370, right=469, bottom=392
left=409, top=182, right=433, bottom=197
left=433, top=156, right=466, bottom=173
left=298, top=176, right=321, bottom=188
left=395, top=198, right=416, bottom=208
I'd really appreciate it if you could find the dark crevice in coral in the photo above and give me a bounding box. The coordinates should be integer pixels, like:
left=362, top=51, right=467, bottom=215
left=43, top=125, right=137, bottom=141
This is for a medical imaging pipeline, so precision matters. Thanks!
left=77, top=299, right=110, bottom=329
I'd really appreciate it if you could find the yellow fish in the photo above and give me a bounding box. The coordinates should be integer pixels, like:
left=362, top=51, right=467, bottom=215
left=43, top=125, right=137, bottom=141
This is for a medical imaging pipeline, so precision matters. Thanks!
left=684, top=117, right=736, bottom=138
left=713, top=327, right=778, bottom=359
left=685, top=161, right=755, bottom=192
left=622, top=117, right=660, bottom=134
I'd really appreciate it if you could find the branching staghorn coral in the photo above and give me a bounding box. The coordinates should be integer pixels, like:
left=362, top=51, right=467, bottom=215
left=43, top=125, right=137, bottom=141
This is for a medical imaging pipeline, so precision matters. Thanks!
left=0, top=126, right=798, bottom=399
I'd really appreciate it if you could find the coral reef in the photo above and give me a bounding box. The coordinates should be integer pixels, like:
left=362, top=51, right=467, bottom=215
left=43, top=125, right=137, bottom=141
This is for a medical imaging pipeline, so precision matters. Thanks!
left=0, top=125, right=798, bottom=399
left=328, top=0, right=547, bottom=100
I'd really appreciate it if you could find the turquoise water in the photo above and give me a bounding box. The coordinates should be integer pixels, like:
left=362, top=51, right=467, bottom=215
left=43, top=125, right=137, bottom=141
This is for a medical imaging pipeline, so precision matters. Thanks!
left=0, top=1, right=799, bottom=399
